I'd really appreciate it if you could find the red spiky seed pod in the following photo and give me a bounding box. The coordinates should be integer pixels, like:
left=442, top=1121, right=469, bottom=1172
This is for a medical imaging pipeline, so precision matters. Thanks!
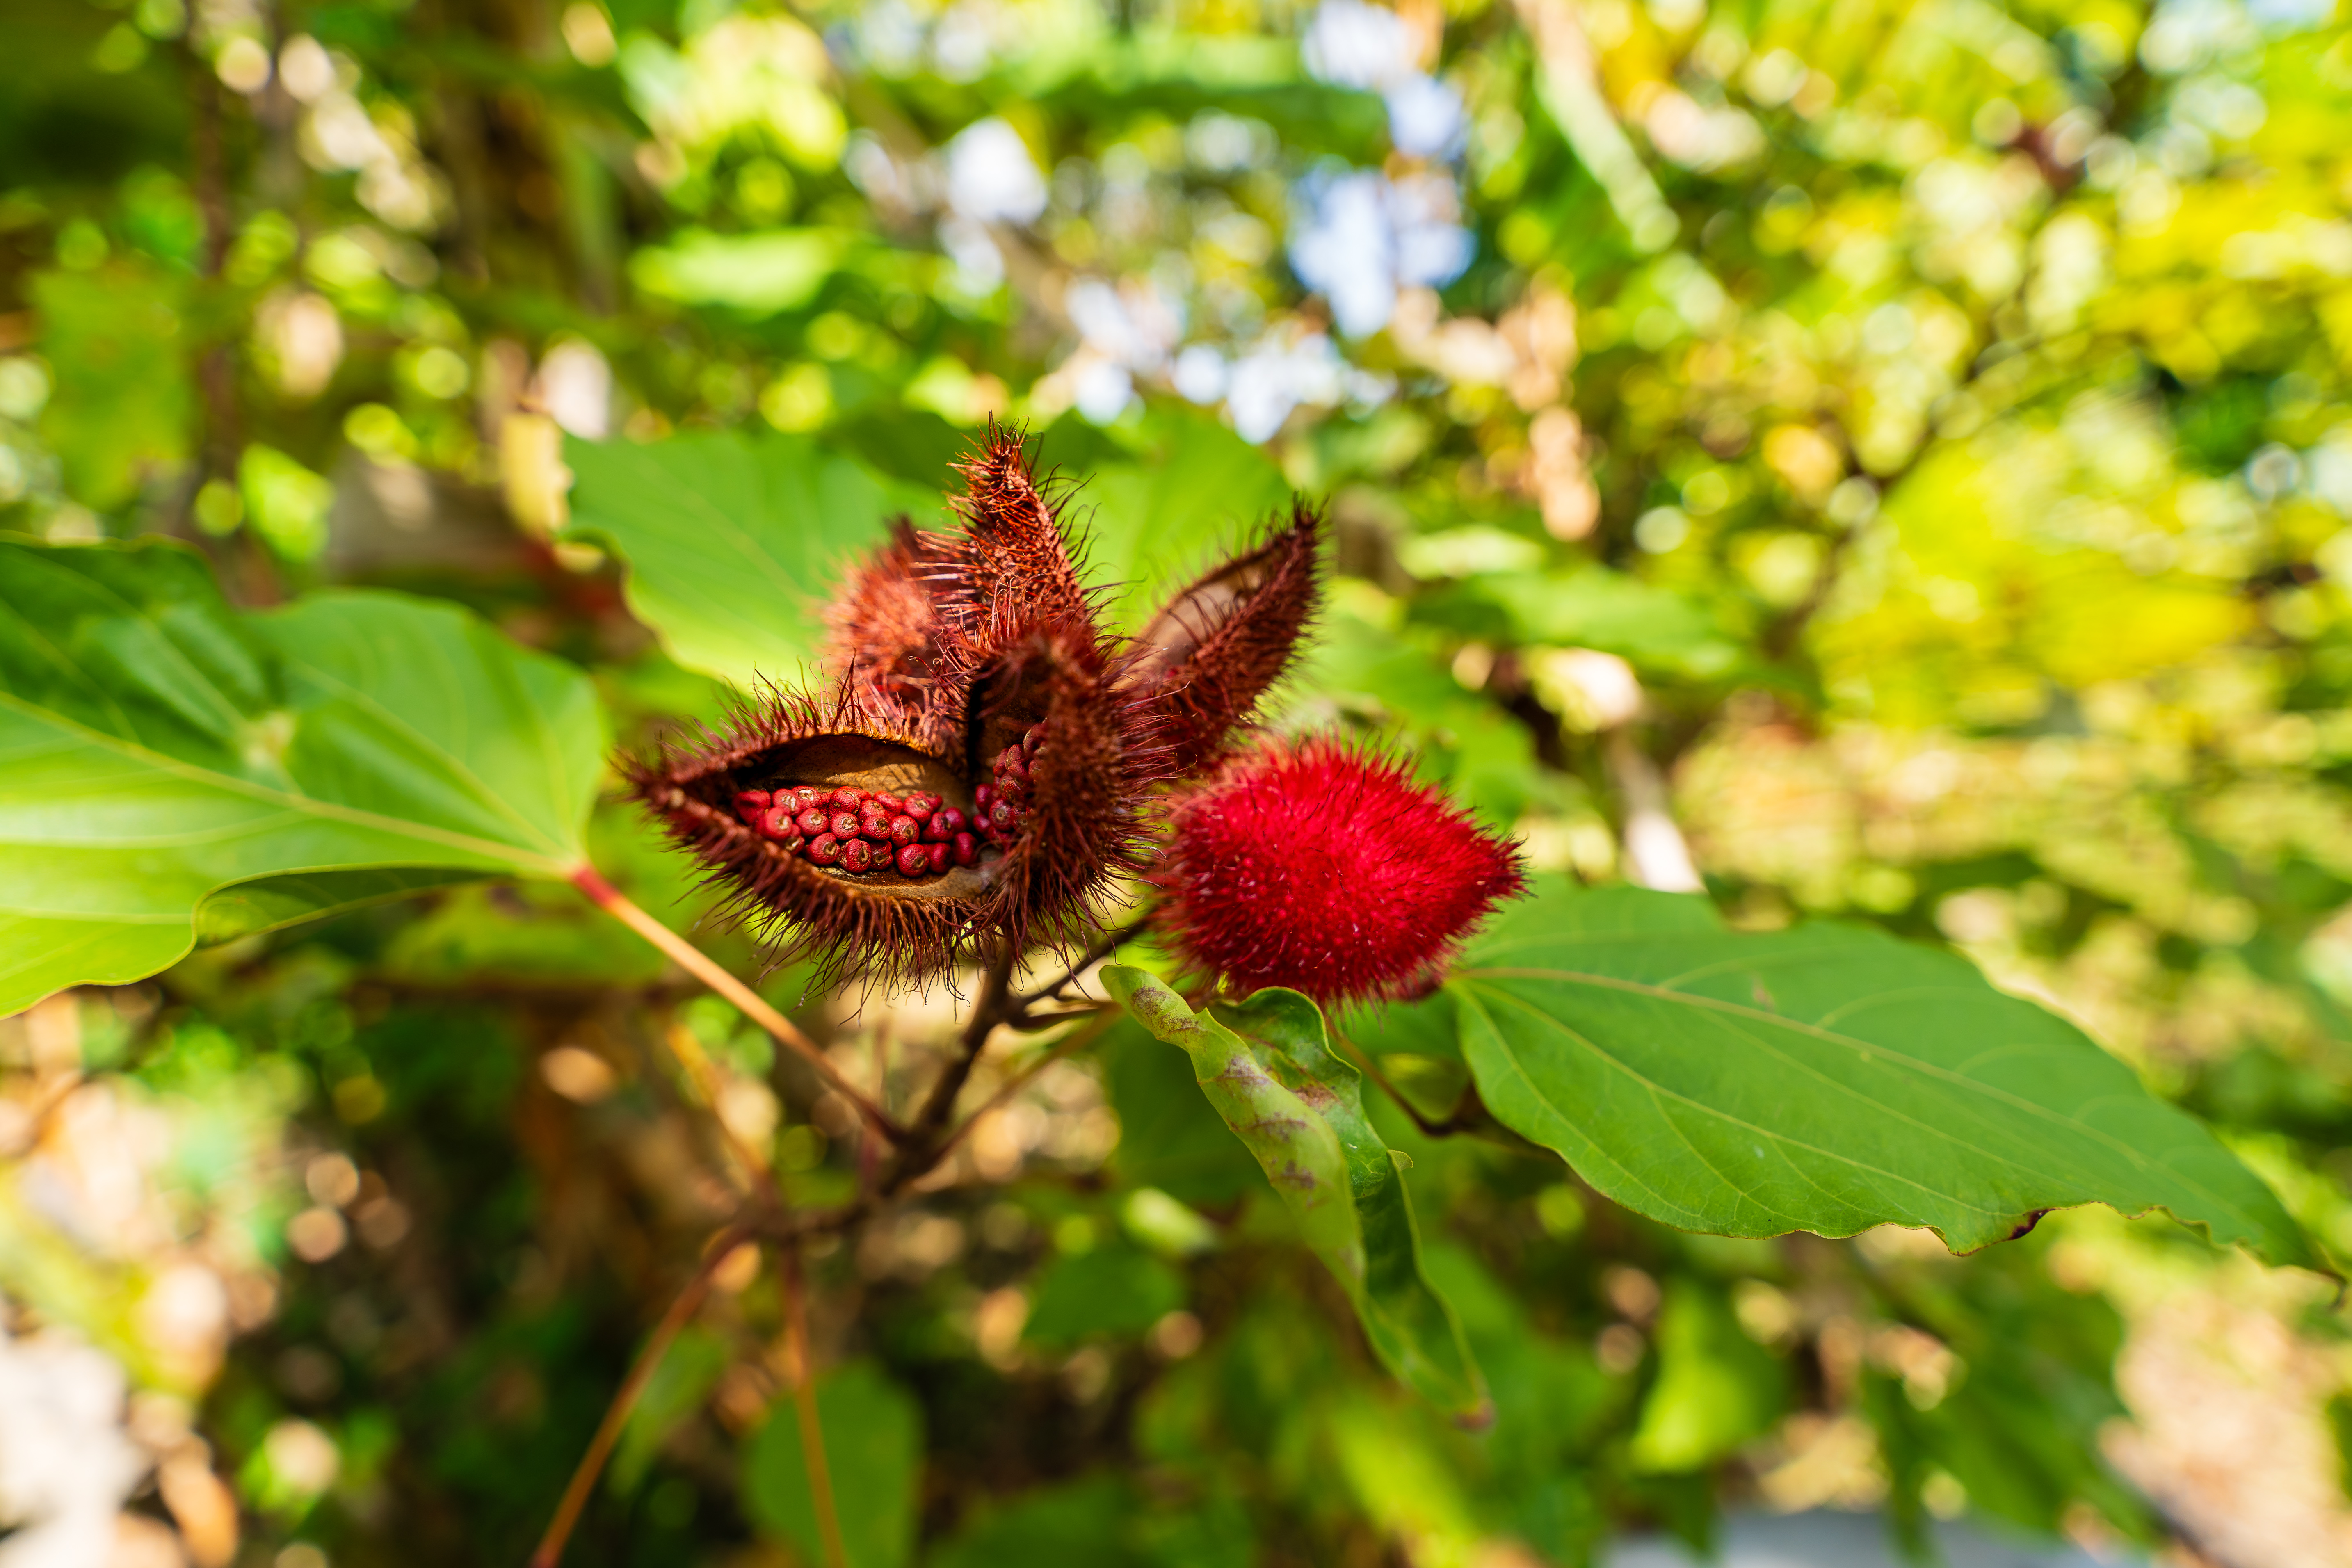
left=1154, top=737, right=1527, bottom=1006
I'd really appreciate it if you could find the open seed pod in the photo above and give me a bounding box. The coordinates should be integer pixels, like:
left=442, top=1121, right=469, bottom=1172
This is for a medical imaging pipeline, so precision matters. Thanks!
left=624, top=421, right=1326, bottom=986
left=937, top=424, right=1114, bottom=673
left=623, top=691, right=998, bottom=987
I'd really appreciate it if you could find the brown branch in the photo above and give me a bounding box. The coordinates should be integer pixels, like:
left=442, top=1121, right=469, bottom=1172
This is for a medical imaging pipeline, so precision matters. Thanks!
left=893, top=942, right=1017, bottom=1164
left=928, top=1006, right=1119, bottom=1164
left=528, top=1219, right=754, bottom=1568
left=1013, top=918, right=1149, bottom=1010
left=572, top=866, right=901, bottom=1142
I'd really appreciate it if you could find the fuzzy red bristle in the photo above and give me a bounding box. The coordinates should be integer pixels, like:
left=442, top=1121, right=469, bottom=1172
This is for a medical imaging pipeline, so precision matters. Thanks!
left=1154, top=737, right=1526, bottom=1005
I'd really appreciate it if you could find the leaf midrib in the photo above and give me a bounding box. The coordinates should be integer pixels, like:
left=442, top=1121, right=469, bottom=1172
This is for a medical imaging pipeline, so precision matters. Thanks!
left=0, top=690, right=576, bottom=877
left=1455, top=963, right=2264, bottom=1232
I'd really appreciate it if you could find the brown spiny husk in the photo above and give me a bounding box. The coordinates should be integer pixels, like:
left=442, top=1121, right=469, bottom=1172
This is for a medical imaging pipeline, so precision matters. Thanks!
left=823, top=518, right=958, bottom=746
left=1125, top=500, right=1322, bottom=774
left=963, top=624, right=1166, bottom=957
left=939, top=422, right=1114, bottom=673
left=621, top=687, right=991, bottom=989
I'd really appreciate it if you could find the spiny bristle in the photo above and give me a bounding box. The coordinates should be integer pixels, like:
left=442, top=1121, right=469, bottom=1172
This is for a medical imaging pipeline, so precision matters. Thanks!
left=964, top=623, right=1167, bottom=959
left=1126, top=500, right=1323, bottom=777
left=823, top=518, right=960, bottom=746
left=939, top=422, right=1117, bottom=673
left=1153, top=736, right=1526, bottom=1005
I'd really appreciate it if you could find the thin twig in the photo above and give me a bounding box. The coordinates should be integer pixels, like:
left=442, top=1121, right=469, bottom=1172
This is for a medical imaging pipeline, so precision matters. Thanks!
left=929, top=1006, right=1119, bottom=1164
left=1332, top=1029, right=1477, bottom=1139
left=662, top=1020, right=793, bottom=1214
left=782, top=1244, right=850, bottom=1568
left=571, top=867, right=900, bottom=1141
left=1012, top=918, right=1150, bottom=1009
left=897, top=942, right=1017, bottom=1158
left=528, top=1220, right=754, bottom=1568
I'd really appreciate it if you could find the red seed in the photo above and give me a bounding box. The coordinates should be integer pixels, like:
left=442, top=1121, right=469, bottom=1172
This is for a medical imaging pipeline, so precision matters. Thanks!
left=998, top=749, right=1028, bottom=782
left=735, top=788, right=772, bottom=816
left=925, top=842, right=950, bottom=874
left=951, top=832, right=978, bottom=866
left=990, top=799, right=1018, bottom=831
left=807, top=833, right=844, bottom=865
left=830, top=787, right=867, bottom=808
left=829, top=810, right=861, bottom=838
left=860, top=814, right=892, bottom=841
left=881, top=814, right=915, bottom=845
left=759, top=804, right=798, bottom=840
left=894, top=842, right=928, bottom=875
left=795, top=786, right=826, bottom=810
left=870, top=791, right=903, bottom=812
left=904, top=796, right=935, bottom=820
left=796, top=807, right=829, bottom=836
left=975, top=783, right=994, bottom=810
left=1024, top=722, right=1046, bottom=752
left=919, top=814, right=950, bottom=844
left=935, top=806, right=965, bottom=835
left=842, top=838, right=877, bottom=872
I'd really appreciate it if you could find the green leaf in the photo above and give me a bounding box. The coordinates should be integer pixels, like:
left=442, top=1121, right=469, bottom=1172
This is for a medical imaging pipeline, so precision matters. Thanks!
left=612, top=1324, right=730, bottom=1492
left=562, top=429, right=935, bottom=687
left=741, top=1360, right=923, bottom=1568
left=1101, top=1015, right=1264, bottom=1205
left=192, top=867, right=486, bottom=943
left=0, top=538, right=605, bottom=1015
left=929, top=1474, right=1151, bottom=1568
left=1102, top=967, right=1489, bottom=1420
left=1447, top=880, right=2316, bottom=1267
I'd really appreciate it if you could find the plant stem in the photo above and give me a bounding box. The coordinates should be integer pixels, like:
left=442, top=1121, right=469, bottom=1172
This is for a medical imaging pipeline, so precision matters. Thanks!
left=929, top=1005, right=1118, bottom=1164
left=663, top=1019, right=788, bottom=1210
left=782, top=1242, right=849, bottom=1568
left=1012, top=918, right=1149, bottom=1009
left=571, top=866, right=900, bottom=1141
left=528, top=1219, right=753, bottom=1568
left=900, top=942, right=1017, bottom=1155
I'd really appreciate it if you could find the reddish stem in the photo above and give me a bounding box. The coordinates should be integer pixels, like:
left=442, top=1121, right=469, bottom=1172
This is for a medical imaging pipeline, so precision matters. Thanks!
left=527, top=1222, right=752, bottom=1568
left=570, top=866, right=900, bottom=1141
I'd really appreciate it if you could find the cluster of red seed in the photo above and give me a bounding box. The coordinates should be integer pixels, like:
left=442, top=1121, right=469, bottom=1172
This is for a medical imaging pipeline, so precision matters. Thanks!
left=732, top=785, right=979, bottom=877
left=973, top=724, right=1045, bottom=845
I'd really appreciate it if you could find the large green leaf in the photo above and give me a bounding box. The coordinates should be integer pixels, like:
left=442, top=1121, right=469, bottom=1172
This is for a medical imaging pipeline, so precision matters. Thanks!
left=741, top=1360, right=923, bottom=1568
left=0, top=537, right=604, bottom=1015
left=562, top=429, right=936, bottom=687
left=1103, top=967, right=1488, bottom=1420
left=1444, top=881, right=2315, bottom=1267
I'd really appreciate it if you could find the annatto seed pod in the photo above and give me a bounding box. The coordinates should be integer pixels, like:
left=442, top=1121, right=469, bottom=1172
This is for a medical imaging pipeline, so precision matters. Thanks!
left=622, top=690, right=998, bottom=986
left=628, top=422, right=1338, bottom=986
left=1153, top=736, right=1528, bottom=1006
